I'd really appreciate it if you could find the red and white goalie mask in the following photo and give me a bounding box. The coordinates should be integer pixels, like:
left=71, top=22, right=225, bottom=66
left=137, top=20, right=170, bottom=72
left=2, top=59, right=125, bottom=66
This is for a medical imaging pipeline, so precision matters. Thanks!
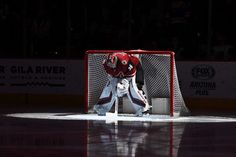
left=106, top=53, right=118, bottom=68
left=106, top=52, right=130, bottom=68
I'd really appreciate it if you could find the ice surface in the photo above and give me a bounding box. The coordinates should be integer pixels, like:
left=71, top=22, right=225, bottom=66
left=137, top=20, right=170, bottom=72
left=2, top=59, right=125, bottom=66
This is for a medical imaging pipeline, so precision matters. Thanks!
left=5, top=113, right=236, bottom=123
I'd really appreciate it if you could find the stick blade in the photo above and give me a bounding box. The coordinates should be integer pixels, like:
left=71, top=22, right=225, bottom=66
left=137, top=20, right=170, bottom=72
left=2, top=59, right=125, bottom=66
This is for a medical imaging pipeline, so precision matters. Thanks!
left=105, top=112, right=118, bottom=124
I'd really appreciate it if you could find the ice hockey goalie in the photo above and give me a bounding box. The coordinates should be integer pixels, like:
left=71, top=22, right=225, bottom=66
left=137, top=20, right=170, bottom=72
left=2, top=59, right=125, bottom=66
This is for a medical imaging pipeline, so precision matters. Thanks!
left=93, top=52, right=150, bottom=116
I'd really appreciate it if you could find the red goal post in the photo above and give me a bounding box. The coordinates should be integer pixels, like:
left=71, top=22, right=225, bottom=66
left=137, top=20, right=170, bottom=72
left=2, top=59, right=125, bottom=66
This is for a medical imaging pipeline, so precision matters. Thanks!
left=85, top=50, right=189, bottom=117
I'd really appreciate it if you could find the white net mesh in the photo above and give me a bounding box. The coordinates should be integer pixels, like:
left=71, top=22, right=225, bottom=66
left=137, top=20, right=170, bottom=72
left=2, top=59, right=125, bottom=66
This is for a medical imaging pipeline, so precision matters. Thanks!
left=86, top=50, right=189, bottom=116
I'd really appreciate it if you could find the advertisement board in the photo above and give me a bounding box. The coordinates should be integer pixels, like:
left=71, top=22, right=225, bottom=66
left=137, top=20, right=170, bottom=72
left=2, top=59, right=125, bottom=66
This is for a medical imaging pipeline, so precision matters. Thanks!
left=0, top=59, right=235, bottom=99
left=177, top=62, right=236, bottom=99
left=0, top=59, right=84, bottom=95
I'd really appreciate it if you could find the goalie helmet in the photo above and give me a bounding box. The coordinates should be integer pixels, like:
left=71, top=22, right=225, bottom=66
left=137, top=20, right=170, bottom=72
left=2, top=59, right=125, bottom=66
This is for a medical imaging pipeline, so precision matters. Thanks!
left=106, top=52, right=129, bottom=68
left=106, top=53, right=118, bottom=68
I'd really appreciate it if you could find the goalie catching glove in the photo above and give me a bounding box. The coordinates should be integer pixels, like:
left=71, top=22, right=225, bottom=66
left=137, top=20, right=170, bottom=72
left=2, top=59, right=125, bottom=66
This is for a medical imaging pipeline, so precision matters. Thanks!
left=117, top=79, right=129, bottom=97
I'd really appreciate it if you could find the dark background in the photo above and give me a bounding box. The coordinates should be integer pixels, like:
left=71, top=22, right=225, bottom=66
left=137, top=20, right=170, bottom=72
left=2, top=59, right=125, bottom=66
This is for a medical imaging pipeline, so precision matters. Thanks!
left=0, top=0, right=235, bottom=61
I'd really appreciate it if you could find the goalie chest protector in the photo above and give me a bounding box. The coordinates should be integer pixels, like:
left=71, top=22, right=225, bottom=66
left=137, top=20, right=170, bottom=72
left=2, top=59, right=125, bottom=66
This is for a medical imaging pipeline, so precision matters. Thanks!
left=103, top=53, right=139, bottom=78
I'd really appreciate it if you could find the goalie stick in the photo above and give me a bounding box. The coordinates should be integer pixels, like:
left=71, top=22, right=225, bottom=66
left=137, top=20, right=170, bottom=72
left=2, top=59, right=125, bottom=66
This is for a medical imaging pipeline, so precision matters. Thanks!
left=106, top=96, right=118, bottom=117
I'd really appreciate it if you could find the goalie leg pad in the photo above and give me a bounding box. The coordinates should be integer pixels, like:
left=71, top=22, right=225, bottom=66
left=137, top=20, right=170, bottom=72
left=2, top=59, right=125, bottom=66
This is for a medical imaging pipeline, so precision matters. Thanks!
left=126, top=77, right=150, bottom=116
left=117, top=79, right=129, bottom=97
left=94, top=78, right=118, bottom=116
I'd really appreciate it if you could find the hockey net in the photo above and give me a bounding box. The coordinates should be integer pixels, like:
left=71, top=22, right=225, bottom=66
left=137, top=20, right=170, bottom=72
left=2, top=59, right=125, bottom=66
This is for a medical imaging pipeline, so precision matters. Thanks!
left=85, top=50, right=189, bottom=116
